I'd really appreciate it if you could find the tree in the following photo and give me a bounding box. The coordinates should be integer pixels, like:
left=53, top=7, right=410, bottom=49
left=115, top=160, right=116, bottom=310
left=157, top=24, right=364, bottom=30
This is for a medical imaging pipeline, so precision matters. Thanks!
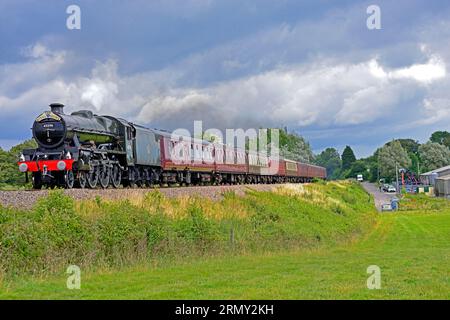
left=389, top=139, right=420, bottom=154
left=10, top=139, right=37, bottom=155
left=386, top=139, right=421, bottom=174
left=357, top=153, right=379, bottom=182
left=0, top=139, right=37, bottom=187
left=347, top=160, right=368, bottom=179
left=430, top=131, right=450, bottom=148
left=418, top=142, right=450, bottom=172
left=315, top=148, right=342, bottom=179
left=378, top=140, right=411, bottom=180
left=341, top=146, right=356, bottom=171
left=245, top=128, right=315, bottom=163
left=278, top=130, right=314, bottom=163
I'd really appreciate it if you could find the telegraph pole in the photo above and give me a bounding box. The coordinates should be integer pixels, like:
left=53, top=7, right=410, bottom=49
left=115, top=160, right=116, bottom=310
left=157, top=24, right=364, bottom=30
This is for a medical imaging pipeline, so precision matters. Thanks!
left=395, top=162, right=399, bottom=193
left=377, top=152, right=380, bottom=183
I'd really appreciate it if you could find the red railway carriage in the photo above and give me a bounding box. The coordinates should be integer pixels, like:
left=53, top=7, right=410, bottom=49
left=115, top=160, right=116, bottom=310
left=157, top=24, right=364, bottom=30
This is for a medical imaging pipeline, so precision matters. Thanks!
left=316, top=165, right=327, bottom=179
left=159, top=134, right=216, bottom=184
left=214, top=144, right=247, bottom=183
left=276, top=158, right=287, bottom=177
left=306, top=164, right=327, bottom=180
left=271, top=158, right=326, bottom=182
left=266, top=156, right=277, bottom=176
left=215, top=144, right=247, bottom=174
left=297, top=162, right=309, bottom=179
left=285, top=159, right=298, bottom=177
left=161, top=136, right=215, bottom=170
left=248, top=151, right=269, bottom=175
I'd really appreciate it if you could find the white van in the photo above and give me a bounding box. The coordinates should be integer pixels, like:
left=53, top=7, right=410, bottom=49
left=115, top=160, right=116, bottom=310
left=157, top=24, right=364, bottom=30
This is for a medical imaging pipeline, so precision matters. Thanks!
left=357, top=174, right=363, bottom=182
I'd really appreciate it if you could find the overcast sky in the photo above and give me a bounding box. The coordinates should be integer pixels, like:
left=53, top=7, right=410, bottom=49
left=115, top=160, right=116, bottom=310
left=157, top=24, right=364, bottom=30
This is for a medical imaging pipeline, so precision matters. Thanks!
left=1, top=0, right=450, bottom=157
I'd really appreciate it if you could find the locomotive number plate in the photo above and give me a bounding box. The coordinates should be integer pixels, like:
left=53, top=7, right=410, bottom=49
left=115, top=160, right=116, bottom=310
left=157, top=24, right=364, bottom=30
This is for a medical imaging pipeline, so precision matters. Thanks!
left=35, top=111, right=61, bottom=122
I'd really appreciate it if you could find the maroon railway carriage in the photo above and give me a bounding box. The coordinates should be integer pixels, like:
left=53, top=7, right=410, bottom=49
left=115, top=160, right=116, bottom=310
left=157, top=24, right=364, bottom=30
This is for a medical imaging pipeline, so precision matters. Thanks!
left=248, top=151, right=270, bottom=183
left=306, top=164, right=327, bottom=180
left=157, top=131, right=325, bottom=185
left=215, top=144, right=247, bottom=184
left=160, top=134, right=215, bottom=184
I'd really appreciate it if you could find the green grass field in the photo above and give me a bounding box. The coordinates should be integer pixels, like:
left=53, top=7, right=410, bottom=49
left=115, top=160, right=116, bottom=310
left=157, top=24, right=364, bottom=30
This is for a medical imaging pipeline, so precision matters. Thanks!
left=1, top=210, right=449, bottom=299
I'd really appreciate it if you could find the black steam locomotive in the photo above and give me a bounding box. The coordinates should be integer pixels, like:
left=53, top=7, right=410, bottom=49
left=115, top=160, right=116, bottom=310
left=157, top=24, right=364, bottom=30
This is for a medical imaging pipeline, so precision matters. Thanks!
left=19, top=103, right=163, bottom=189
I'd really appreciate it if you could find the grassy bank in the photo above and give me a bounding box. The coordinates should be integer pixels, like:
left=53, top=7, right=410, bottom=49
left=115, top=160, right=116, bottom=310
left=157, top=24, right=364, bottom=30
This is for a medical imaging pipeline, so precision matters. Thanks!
left=1, top=183, right=449, bottom=299
left=0, top=181, right=376, bottom=281
left=1, top=199, right=449, bottom=299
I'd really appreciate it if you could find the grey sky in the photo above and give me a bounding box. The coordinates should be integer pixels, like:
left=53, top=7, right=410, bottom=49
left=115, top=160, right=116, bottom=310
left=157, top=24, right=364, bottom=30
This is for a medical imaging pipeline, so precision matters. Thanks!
left=0, top=0, right=449, bottom=157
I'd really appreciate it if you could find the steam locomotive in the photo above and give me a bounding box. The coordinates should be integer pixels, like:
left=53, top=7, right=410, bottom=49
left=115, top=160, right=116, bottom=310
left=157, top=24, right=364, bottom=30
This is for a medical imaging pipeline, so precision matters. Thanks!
left=18, top=103, right=326, bottom=189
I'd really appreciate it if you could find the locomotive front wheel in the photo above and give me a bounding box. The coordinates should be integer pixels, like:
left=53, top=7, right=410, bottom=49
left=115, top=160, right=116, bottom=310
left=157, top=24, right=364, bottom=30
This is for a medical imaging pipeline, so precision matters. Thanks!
left=65, top=170, right=75, bottom=189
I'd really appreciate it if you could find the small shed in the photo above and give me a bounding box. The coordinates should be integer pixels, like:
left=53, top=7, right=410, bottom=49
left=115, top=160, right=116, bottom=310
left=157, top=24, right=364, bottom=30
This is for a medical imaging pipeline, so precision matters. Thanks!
left=419, top=165, right=450, bottom=185
left=435, top=174, right=450, bottom=198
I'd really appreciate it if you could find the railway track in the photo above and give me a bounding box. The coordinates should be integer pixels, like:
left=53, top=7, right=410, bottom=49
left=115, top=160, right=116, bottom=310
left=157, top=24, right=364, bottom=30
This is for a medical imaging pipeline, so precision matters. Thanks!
left=0, top=184, right=282, bottom=210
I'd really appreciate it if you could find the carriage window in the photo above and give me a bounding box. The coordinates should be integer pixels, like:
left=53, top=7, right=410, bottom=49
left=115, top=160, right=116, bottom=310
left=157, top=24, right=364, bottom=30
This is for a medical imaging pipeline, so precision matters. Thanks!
left=195, top=145, right=200, bottom=159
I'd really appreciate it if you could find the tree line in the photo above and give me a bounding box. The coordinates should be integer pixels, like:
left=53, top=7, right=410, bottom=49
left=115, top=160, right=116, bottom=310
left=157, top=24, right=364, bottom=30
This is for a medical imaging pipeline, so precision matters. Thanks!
left=315, top=131, right=450, bottom=182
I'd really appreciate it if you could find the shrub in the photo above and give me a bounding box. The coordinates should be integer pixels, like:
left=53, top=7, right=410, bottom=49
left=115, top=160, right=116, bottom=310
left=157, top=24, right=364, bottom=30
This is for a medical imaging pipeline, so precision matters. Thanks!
left=174, top=203, right=219, bottom=244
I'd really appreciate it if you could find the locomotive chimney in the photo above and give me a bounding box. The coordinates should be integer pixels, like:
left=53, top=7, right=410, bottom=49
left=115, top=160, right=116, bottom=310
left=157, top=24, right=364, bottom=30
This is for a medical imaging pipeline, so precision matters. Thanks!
left=49, top=103, right=65, bottom=114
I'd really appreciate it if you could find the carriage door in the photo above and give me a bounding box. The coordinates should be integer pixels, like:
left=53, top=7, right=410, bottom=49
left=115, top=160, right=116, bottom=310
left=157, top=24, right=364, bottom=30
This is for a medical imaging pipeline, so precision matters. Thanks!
left=125, top=126, right=135, bottom=165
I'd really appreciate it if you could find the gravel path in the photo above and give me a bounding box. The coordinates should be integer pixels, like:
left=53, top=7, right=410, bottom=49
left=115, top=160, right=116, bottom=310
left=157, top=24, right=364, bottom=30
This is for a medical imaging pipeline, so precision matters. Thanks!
left=0, top=184, right=280, bottom=210
left=361, top=182, right=395, bottom=211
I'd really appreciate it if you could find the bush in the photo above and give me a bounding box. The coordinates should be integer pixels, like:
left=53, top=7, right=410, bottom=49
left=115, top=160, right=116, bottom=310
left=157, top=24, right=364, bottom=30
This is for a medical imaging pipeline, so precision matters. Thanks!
left=174, top=203, right=219, bottom=244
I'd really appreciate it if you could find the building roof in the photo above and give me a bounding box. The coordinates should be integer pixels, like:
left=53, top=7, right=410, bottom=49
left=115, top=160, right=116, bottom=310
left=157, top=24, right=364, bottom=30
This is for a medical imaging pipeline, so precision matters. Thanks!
left=436, top=173, right=450, bottom=181
left=420, top=165, right=450, bottom=176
